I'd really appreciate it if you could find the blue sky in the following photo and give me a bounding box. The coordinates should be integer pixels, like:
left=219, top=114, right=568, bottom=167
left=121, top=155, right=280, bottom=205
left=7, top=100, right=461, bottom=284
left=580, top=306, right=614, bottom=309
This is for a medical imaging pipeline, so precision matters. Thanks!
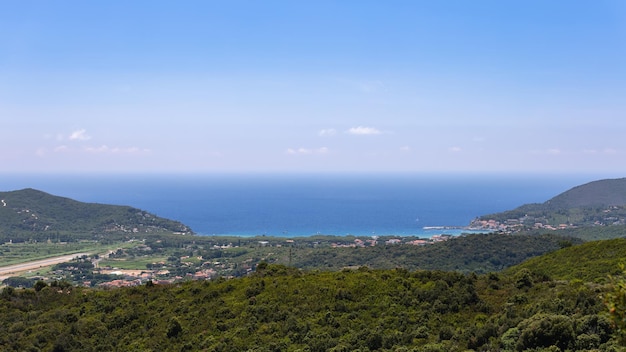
left=1, top=1, right=625, bottom=174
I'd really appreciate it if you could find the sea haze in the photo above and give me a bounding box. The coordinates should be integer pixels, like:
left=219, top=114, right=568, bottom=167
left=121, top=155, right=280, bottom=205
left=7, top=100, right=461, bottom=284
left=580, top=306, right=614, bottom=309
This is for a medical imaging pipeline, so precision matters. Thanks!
left=0, top=173, right=603, bottom=237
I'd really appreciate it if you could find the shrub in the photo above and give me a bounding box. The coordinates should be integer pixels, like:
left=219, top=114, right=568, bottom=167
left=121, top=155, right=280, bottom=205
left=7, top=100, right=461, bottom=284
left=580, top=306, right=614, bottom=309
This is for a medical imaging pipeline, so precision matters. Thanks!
left=516, top=313, right=575, bottom=351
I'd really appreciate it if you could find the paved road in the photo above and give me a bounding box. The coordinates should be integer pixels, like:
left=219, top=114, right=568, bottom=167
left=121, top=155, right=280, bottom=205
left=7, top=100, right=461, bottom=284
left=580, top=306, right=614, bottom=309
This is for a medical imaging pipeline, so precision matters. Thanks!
left=0, top=253, right=90, bottom=280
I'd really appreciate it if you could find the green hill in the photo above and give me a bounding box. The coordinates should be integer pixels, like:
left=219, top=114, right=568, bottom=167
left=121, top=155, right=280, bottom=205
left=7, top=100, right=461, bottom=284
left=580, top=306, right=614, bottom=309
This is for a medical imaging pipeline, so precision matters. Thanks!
left=473, top=178, right=626, bottom=235
left=545, top=178, right=626, bottom=210
left=0, top=188, right=192, bottom=242
left=507, top=238, right=626, bottom=283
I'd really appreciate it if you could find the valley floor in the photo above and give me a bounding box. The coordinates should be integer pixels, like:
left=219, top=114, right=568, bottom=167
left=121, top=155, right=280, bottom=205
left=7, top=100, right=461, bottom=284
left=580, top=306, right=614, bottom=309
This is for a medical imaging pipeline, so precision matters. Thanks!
left=0, top=253, right=90, bottom=281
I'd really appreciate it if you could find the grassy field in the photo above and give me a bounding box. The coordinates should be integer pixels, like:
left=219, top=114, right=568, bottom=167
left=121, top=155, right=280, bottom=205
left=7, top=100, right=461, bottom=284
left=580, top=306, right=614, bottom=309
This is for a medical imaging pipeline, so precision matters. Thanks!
left=98, top=256, right=168, bottom=270
left=22, top=266, right=54, bottom=278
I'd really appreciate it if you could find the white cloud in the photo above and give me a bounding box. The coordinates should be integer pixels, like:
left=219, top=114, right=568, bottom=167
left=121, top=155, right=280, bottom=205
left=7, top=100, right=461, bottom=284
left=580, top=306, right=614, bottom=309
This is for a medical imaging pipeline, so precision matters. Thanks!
left=69, top=129, right=91, bottom=141
left=286, top=147, right=329, bottom=155
left=583, top=148, right=618, bottom=155
left=448, top=146, right=462, bottom=153
left=547, top=148, right=561, bottom=155
left=347, top=126, right=382, bottom=135
left=400, top=146, right=411, bottom=152
left=85, top=145, right=109, bottom=153
left=85, top=145, right=150, bottom=154
left=318, top=129, right=337, bottom=137
left=119, top=146, right=150, bottom=154
left=530, top=148, right=563, bottom=155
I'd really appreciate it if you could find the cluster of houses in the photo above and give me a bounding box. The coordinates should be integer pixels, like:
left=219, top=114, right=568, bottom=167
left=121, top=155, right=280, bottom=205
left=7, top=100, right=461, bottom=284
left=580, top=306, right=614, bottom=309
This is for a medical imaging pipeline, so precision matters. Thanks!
left=331, top=235, right=453, bottom=248
left=94, top=267, right=219, bottom=288
left=470, top=218, right=573, bottom=233
left=470, top=205, right=626, bottom=234
left=97, top=235, right=459, bottom=286
left=42, top=234, right=464, bottom=288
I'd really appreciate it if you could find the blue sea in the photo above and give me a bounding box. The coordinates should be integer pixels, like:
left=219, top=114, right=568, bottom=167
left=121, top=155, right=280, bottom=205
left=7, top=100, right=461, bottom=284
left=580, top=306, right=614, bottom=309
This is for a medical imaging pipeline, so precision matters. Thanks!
left=0, top=173, right=609, bottom=238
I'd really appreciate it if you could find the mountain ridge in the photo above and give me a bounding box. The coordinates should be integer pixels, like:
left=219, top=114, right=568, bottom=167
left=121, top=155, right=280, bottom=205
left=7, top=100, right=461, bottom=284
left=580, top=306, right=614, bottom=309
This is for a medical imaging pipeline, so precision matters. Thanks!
left=544, top=177, right=626, bottom=209
left=0, top=188, right=192, bottom=242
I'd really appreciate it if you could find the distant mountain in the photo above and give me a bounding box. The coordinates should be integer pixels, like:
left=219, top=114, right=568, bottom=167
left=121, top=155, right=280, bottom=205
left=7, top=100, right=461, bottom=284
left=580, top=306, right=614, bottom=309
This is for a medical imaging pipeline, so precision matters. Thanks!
left=0, top=188, right=192, bottom=242
left=472, top=178, right=626, bottom=235
left=544, top=178, right=626, bottom=210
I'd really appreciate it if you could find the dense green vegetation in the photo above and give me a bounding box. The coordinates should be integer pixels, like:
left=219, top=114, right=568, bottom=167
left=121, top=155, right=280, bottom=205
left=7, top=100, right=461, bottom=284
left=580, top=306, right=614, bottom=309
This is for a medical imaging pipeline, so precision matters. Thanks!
left=545, top=178, right=626, bottom=210
left=0, top=189, right=191, bottom=243
left=293, top=233, right=581, bottom=274
left=0, top=234, right=626, bottom=351
left=0, top=262, right=619, bottom=351
left=605, top=265, right=626, bottom=345
left=507, top=238, right=626, bottom=283
left=548, top=226, right=626, bottom=242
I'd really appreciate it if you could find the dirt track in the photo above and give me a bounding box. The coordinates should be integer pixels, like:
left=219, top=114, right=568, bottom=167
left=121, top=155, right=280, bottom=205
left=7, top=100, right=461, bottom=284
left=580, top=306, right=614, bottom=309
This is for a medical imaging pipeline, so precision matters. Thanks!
left=0, top=253, right=90, bottom=281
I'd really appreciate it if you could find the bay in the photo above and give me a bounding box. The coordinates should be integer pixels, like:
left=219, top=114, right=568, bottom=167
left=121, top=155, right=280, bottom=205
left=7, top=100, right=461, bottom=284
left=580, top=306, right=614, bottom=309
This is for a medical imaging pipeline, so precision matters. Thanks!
left=0, top=173, right=605, bottom=237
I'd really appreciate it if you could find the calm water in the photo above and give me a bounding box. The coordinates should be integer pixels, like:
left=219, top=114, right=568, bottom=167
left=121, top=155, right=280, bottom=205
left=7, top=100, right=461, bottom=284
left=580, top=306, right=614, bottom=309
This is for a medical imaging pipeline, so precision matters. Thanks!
left=0, top=173, right=606, bottom=237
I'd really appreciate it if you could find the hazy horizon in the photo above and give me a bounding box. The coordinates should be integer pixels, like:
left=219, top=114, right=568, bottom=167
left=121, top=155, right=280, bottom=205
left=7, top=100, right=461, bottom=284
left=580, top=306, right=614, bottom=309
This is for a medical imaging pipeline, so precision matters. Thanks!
left=2, top=1, right=625, bottom=174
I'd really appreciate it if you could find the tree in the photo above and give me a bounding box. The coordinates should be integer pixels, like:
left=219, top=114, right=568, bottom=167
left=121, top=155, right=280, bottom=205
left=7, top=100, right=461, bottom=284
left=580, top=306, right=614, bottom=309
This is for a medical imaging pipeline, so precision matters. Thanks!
left=167, top=318, right=183, bottom=338
left=516, top=314, right=575, bottom=351
left=34, top=280, right=48, bottom=292
left=604, top=264, right=626, bottom=345
left=3, top=276, right=34, bottom=288
left=514, top=268, right=534, bottom=289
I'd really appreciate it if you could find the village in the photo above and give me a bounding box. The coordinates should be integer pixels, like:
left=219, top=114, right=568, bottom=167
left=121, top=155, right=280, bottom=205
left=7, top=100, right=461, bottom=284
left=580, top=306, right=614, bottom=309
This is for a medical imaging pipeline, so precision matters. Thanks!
left=470, top=205, right=626, bottom=233
left=40, top=234, right=457, bottom=288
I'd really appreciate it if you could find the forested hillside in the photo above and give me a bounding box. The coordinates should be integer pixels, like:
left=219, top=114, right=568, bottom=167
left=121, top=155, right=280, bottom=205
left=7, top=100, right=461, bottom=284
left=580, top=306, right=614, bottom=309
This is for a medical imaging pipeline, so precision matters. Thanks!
left=545, top=178, right=626, bottom=210
left=0, top=262, right=618, bottom=351
left=293, top=233, right=580, bottom=273
left=507, top=238, right=626, bottom=282
left=0, top=189, right=191, bottom=242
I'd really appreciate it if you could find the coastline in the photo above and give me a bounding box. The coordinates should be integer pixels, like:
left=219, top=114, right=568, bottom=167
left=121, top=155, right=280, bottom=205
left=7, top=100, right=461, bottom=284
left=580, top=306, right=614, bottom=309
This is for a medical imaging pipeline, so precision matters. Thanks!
left=0, top=173, right=583, bottom=241
left=193, top=227, right=493, bottom=238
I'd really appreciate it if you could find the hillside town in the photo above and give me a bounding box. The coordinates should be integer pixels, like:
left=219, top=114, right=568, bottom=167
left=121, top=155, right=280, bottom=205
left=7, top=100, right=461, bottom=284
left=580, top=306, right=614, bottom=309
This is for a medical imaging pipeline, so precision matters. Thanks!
left=470, top=205, right=626, bottom=233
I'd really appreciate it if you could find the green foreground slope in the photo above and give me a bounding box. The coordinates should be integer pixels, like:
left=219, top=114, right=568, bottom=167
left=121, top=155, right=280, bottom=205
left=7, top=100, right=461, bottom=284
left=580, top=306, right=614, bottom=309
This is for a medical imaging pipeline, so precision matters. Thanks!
left=0, top=261, right=620, bottom=352
left=507, top=238, right=626, bottom=283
